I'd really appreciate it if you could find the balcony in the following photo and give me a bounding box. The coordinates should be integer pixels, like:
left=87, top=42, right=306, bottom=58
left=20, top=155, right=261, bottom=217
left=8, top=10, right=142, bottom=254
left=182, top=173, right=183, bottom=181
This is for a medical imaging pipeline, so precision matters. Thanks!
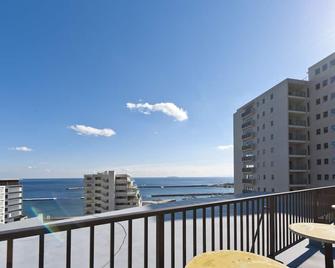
left=288, top=105, right=306, bottom=113
left=242, top=144, right=255, bottom=152
left=288, top=133, right=307, bottom=142
left=289, top=148, right=307, bottom=157
left=289, top=164, right=308, bottom=172
left=241, top=132, right=255, bottom=140
left=288, top=119, right=306, bottom=128
left=241, top=120, right=255, bottom=129
left=242, top=167, right=255, bottom=173
left=0, top=186, right=334, bottom=268
left=242, top=178, right=256, bottom=184
left=242, top=155, right=255, bottom=162
left=241, top=108, right=255, bottom=118
left=288, top=90, right=306, bottom=98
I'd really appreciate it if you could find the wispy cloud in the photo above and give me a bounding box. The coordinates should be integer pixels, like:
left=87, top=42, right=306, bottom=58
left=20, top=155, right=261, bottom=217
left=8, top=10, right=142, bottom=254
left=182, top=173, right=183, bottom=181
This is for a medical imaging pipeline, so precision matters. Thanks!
left=217, top=144, right=233, bottom=151
left=69, top=124, right=116, bottom=137
left=9, top=146, right=33, bottom=152
left=126, top=102, right=188, bottom=121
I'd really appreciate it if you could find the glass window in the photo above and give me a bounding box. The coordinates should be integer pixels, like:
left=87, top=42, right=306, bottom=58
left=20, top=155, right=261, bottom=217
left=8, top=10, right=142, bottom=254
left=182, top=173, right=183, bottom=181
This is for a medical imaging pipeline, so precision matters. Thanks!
left=322, top=63, right=328, bottom=71
left=316, top=114, right=321, bottom=120
left=323, top=111, right=328, bottom=118
left=316, top=144, right=321, bottom=150
left=323, top=79, right=328, bottom=87
left=317, top=159, right=321, bottom=165
left=324, top=127, right=328, bottom=133
left=270, top=93, right=273, bottom=100
left=331, top=92, right=335, bottom=99
left=316, top=98, right=321, bottom=105
left=325, top=174, right=329, bottom=180
left=316, top=128, right=321, bottom=135
left=331, top=59, right=335, bottom=66
left=324, top=143, right=329, bottom=149
left=315, top=83, right=321, bottom=90
left=331, top=108, right=335, bottom=115
left=317, top=174, right=322, bottom=180
left=324, top=158, right=329, bottom=165
left=315, top=68, right=320, bottom=75
left=331, top=76, right=335, bottom=84
left=323, top=95, right=328, bottom=102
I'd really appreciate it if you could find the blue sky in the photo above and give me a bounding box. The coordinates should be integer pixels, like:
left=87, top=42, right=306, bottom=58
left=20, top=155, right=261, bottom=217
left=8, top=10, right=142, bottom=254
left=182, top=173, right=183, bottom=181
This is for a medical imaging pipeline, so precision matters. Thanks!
left=1, top=0, right=335, bottom=178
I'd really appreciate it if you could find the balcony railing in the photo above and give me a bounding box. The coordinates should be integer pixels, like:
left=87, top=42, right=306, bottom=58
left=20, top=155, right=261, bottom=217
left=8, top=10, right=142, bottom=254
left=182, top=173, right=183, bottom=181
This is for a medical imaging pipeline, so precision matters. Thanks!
left=288, top=133, right=306, bottom=141
left=288, top=105, right=306, bottom=112
left=242, top=132, right=255, bottom=140
left=289, top=149, right=307, bottom=156
left=242, top=155, right=256, bottom=162
left=1, top=187, right=335, bottom=268
left=288, top=91, right=306, bottom=98
left=242, top=144, right=255, bottom=151
left=241, top=108, right=255, bottom=118
left=288, top=119, right=306, bottom=127
left=242, top=167, right=256, bottom=173
left=241, top=120, right=255, bottom=129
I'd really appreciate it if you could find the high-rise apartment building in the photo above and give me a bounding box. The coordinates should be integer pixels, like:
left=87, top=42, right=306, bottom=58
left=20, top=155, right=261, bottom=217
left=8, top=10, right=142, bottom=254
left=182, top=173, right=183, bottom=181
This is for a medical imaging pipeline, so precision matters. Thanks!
left=234, top=52, right=335, bottom=193
left=84, top=171, right=142, bottom=214
left=0, top=179, right=23, bottom=224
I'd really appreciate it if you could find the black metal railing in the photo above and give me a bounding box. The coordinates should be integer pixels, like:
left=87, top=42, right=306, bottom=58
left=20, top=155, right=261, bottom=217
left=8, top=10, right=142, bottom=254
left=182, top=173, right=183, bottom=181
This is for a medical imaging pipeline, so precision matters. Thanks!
left=1, top=186, right=335, bottom=268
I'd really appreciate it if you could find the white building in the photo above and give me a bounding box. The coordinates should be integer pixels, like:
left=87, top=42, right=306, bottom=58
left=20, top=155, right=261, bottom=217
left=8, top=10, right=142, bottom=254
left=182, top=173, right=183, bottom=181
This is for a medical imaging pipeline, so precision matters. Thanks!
left=0, top=179, right=23, bottom=224
left=234, top=52, right=335, bottom=193
left=84, top=171, right=142, bottom=214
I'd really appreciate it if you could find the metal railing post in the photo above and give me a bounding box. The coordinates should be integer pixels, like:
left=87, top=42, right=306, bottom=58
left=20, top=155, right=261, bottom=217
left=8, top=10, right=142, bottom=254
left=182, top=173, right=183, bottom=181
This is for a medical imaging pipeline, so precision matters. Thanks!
left=156, top=214, right=164, bottom=268
left=313, top=190, right=319, bottom=223
left=269, top=196, right=276, bottom=259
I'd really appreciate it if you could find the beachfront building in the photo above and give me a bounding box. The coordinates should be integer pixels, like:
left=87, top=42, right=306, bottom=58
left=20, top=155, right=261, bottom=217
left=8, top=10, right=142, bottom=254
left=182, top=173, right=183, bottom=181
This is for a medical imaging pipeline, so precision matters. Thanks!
left=84, top=170, right=142, bottom=214
left=0, top=179, right=23, bottom=224
left=234, top=52, right=335, bottom=193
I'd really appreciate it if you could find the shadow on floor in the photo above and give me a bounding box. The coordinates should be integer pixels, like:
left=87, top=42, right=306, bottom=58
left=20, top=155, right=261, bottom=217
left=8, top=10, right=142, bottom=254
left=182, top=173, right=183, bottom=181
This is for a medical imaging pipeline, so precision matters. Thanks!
left=287, top=244, right=335, bottom=268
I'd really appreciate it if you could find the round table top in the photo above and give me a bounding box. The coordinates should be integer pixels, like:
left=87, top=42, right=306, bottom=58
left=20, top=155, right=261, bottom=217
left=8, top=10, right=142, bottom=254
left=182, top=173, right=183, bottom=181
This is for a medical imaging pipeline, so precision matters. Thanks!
left=289, top=223, right=335, bottom=244
left=185, top=250, right=287, bottom=268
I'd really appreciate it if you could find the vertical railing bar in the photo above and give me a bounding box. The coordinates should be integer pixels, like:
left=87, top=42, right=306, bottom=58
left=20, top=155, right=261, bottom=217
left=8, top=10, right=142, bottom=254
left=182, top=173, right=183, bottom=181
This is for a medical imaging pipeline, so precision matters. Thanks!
left=156, top=214, right=165, bottom=268
left=110, top=222, right=115, bottom=268
left=211, top=206, right=215, bottom=251
left=251, top=200, right=255, bottom=253
left=39, top=234, right=44, bottom=268
left=227, top=204, right=230, bottom=250
left=90, top=226, right=94, bottom=268
left=202, top=207, right=206, bottom=252
left=262, top=198, right=265, bottom=256
left=182, top=210, right=187, bottom=267
left=144, top=218, right=148, bottom=268
left=66, top=230, right=71, bottom=268
left=240, top=201, right=244, bottom=251
left=246, top=200, right=249, bottom=252
left=193, top=209, right=197, bottom=257
left=234, top=203, right=237, bottom=250
left=257, top=199, right=260, bottom=255
left=171, top=213, right=175, bottom=268
left=286, top=194, right=289, bottom=247
left=279, top=196, right=282, bottom=251
left=128, top=220, right=132, bottom=268
left=6, top=239, right=13, bottom=268
left=219, top=205, right=223, bottom=250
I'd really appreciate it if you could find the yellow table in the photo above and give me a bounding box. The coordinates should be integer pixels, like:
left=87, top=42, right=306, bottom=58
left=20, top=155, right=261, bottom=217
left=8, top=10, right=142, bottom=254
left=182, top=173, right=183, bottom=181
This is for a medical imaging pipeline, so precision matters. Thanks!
left=185, top=250, right=287, bottom=268
left=289, top=223, right=335, bottom=268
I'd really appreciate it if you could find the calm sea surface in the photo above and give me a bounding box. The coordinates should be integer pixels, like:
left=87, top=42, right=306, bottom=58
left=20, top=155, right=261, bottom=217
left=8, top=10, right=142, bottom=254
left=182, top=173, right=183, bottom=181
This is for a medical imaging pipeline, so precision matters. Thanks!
left=21, top=177, right=234, bottom=218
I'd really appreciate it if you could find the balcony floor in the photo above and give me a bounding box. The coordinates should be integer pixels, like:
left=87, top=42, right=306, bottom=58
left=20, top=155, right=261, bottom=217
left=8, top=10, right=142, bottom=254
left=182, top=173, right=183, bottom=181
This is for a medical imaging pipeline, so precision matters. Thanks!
left=277, top=239, right=335, bottom=268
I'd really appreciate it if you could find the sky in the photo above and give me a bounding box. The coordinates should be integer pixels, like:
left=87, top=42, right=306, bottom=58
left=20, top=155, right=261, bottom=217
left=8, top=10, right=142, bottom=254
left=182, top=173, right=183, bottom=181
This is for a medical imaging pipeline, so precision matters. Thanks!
left=0, top=0, right=335, bottom=178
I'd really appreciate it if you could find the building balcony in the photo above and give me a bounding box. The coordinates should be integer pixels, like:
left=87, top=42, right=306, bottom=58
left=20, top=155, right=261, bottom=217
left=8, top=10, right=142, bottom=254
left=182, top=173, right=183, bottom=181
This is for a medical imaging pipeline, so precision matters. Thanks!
left=289, top=164, right=308, bottom=172
left=241, top=108, right=255, bottom=118
left=288, top=105, right=306, bottom=113
left=289, top=149, right=307, bottom=157
left=242, top=178, right=256, bottom=184
left=242, top=155, right=255, bottom=162
left=241, top=132, right=255, bottom=140
left=288, top=90, right=306, bottom=98
left=241, top=120, right=255, bottom=129
left=1, top=186, right=334, bottom=268
left=242, top=144, right=255, bottom=152
left=288, top=133, right=307, bottom=142
left=288, top=119, right=306, bottom=128
left=242, top=167, right=255, bottom=173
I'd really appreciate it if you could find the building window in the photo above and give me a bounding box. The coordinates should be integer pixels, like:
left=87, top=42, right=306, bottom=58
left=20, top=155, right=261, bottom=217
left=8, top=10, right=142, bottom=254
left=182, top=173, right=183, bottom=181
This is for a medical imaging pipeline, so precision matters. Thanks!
left=270, top=93, right=273, bottom=99
left=316, top=114, right=321, bottom=120
left=263, top=175, right=266, bottom=180
left=271, top=174, right=275, bottom=180
left=262, top=124, right=265, bottom=130
left=317, top=159, right=321, bottom=165
left=323, top=79, right=328, bottom=87
left=262, top=98, right=265, bottom=104
left=323, top=95, right=328, bottom=102
left=316, top=98, right=321, bottom=105
left=262, top=111, right=265, bottom=116
left=331, top=92, right=335, bottom=99
left=262, top=136, right=265, bottom=142
left=317, top=174, right=322, bottom=180
left=323, top=111, right=328, bottom=118
left=325, top=174, right=329, bottom=180
left=322, top=63, right=328, bottom=71
left=272, top=188, right=275, bottom=193
left=263, top=188, right=266, bottom=192
left=324, top=127, right=329, bottom=134
left=270, top=147, right=274, bottom=153
left=331, top=76, right=335, bottom=84
left=270, top=134, right=274, bottom=140
left=270, top=121, right=274, bottom=126
left=324, top=143, right=329, bottom=149
left=316, top=144, right=321, bottom=150
left=316, top=128, right=321, bottom=135
left=324, top=158, right=329, bottom=165
left=315, top=68, right=320, bottom=75
left=316, top=83, right=321, bottom=90
left=333, top=174, right=335, bottom=180
left=270, top=107, right=274, bottom=113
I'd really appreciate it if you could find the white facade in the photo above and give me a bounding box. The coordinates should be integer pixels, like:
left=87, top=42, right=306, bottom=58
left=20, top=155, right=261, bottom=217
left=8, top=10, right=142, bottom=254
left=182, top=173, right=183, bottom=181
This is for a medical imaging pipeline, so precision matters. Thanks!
left=234, top=52, right=335, bottom=193
left=84, top=171, right=142, bottom=214
left=0, top=179, right=23, bottom=224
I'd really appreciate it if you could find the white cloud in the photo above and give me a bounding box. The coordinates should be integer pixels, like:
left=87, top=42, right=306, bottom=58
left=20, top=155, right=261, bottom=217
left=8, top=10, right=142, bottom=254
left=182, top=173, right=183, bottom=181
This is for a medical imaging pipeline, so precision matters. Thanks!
left=69, top=124, right=116, bottom=137
left=217, top=144, right=233, bottom=151
left=126, top=102, right=188, bottom=121
left=10, top=146, right=33, bottom=152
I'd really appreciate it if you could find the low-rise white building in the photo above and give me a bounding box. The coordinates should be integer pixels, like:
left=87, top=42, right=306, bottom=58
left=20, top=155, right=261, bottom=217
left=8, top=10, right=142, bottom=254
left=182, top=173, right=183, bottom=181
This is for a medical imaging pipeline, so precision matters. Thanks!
left=84, top=171, right=142, bottom=214
left=0, top=179, right=23, bottom=224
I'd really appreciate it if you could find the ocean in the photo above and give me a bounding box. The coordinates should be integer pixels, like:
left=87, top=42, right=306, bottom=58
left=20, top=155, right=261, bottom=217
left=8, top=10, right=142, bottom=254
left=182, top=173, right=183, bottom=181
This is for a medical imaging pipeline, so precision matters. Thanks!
left=21, top=177, right=234, bottom=218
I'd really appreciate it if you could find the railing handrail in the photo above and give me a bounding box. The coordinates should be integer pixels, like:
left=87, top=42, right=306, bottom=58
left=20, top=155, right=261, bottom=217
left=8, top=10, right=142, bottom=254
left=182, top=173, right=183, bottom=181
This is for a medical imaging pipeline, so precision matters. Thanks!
left=1, top=185, right=335, bottom=242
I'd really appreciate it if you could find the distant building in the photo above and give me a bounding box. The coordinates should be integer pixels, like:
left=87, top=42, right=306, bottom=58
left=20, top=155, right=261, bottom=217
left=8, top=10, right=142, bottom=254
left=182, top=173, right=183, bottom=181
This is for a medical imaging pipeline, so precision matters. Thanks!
left=234, top=52, right=335, bottom=193
left=84, top=171, right=142, bottom=214
left=0, top=179, right=23, bottom=224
